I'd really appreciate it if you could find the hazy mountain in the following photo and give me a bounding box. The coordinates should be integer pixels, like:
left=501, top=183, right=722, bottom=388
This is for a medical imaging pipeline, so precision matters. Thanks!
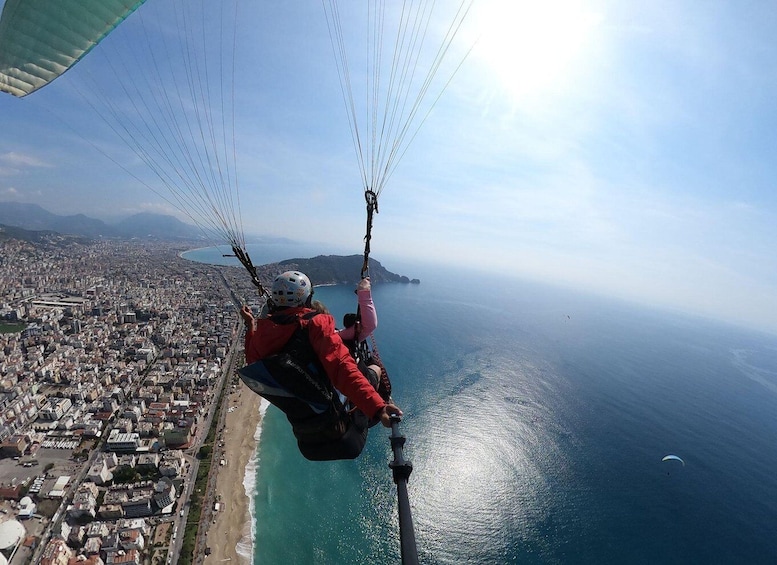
left=0, top=202, right=202, bottom=240
left=0, top=202, right=111, bottom=237
left=113, top=212, right=202, bottom=239
left=0, top=223, right=93, bottom=246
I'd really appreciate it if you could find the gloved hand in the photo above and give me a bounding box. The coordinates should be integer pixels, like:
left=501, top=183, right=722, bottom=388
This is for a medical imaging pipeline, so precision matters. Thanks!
left=357, top=277, right=371, bottom=292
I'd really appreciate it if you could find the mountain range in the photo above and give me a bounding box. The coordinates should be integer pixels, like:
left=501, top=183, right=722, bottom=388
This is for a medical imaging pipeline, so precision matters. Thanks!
left=0, top=202, right=203, bottom=240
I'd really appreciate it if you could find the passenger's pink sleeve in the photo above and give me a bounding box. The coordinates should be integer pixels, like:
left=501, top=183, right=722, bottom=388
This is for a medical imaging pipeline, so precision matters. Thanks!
left=356, top=288, right=377, bottom=337
left=337, top=289, right=377, bottom=342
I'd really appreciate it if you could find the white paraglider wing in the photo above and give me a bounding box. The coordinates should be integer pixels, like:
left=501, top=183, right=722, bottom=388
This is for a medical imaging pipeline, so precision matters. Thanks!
left=661, top=455, right=685, bottom=466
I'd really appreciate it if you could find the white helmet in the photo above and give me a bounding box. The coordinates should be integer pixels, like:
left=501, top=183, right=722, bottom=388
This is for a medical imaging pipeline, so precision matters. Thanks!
left=271, top=271, right=312, bottom=307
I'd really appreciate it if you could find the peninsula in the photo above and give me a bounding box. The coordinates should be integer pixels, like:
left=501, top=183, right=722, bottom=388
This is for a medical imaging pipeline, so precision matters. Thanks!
left=275, top=255, right=420, bottom=285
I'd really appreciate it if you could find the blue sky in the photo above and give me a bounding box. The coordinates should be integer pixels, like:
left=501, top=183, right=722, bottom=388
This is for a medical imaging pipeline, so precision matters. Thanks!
left=1, top=0, right=776, bottom=334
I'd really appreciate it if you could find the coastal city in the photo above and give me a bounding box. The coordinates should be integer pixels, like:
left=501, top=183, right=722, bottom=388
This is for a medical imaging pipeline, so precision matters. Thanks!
left=0, top=235, right=266, bottom=565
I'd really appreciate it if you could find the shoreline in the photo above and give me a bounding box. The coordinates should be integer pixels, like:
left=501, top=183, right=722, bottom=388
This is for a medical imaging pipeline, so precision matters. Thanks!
left=203, top=381, right=264, bottom=564
left=179, top=246, right=237, bottom=267
left=177, top=244, right=228, bottom=258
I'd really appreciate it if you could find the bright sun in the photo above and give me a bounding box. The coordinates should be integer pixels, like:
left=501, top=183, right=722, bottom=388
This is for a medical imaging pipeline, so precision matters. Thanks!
left=470, top=0, right=600, bottom=99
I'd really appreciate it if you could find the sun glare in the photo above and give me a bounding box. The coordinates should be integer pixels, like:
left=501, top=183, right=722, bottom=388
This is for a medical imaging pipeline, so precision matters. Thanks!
left=471, top=0, right=600, bottom=100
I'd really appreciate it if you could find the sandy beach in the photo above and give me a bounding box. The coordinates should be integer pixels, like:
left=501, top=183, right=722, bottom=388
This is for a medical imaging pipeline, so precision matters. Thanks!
left=204, top=382, right=263, bottom=564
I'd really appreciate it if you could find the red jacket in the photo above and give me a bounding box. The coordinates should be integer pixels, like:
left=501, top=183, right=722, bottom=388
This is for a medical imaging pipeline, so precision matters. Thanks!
left=245, top=307, right=385, bottom=419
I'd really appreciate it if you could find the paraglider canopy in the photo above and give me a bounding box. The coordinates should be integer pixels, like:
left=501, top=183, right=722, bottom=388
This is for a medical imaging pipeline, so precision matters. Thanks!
left=661, top=454, right=685, bottom=466
left=0, top=0, right=264, bottom=290
left=0, top=0, right=147, bottom=97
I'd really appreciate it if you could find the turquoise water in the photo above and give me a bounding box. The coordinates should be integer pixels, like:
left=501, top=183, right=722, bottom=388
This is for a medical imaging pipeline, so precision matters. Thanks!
left=184, top=248, right=777, bottom=563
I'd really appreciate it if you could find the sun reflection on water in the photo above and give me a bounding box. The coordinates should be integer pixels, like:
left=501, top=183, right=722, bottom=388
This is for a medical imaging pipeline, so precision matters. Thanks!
left=403, top=348, right=573, bottom=563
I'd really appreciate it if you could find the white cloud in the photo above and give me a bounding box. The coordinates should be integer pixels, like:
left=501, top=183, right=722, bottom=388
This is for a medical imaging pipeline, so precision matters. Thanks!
left=0, top=152, right=50, bottom=169
left=136, top=202, right=181, bottom=215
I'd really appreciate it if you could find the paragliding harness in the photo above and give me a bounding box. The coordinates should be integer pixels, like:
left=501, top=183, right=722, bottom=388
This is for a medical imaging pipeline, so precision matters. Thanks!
left=238, top=311, right=369, bottom=461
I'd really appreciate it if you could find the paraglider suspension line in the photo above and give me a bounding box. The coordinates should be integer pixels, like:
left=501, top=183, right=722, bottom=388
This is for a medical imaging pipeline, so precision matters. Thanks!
left=389, top=415, right=418, bottom=565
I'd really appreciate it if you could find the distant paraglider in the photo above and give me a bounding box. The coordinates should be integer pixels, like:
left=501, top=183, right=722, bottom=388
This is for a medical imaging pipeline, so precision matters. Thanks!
left=662, top=454, right=685, bottom=466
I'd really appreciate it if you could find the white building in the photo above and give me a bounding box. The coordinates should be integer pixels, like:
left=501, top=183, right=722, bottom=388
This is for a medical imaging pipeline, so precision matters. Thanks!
left=0, top=519, right=25, bottom=562
left=37, top=397, right=72, bottom=421
left=106, top=430, right=140, bottom=452
left=87, top=459, right=114, bottom=485
left=17, top=496, right=36, bottom=519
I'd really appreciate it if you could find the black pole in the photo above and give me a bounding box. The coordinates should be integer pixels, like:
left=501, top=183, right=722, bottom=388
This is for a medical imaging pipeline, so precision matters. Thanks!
left=389, top=415, right=419, bottom=565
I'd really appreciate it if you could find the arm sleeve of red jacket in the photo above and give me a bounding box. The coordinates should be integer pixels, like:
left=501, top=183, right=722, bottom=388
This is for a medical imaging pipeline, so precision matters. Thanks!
left=308, top=314, right=385, bottom=418
left=244, top=325, right=258, bottom=365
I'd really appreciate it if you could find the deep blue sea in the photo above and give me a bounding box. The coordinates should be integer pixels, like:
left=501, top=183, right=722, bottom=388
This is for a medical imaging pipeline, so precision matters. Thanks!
left=183, top=247, right=777, bottom=564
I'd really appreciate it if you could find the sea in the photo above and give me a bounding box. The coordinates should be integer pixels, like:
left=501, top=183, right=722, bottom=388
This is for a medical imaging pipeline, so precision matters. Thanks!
left=183, top=246, right=777, bottom=565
